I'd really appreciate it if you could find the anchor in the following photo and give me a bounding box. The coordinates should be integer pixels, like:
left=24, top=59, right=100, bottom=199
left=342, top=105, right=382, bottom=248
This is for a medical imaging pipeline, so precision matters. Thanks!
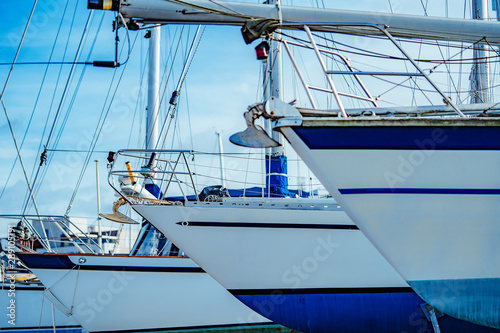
left=229, top=104, right=281, bottom=148
left=100, top=197, right=139, bottom=224
left=230, top=98, right=302, bottom=148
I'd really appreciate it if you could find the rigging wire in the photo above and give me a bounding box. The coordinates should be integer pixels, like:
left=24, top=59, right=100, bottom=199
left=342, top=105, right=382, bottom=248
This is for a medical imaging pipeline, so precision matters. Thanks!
left=183, top=85, right=196, bottom=157
left=0, top=0, right=71, bottom=203
left=148, top=25, right=205, bottom=188
left=65, top=32, right=140, bottom=216
left=284, top=29, right=499, bottom=64
left=412, top=0, right=429, bottom=106
left=0, top=62, right=91, bottom=66
left=419, top=0, right=429, bottom=16
left=280, top=27, right=499, bottom=105
left=21, top=10, right=94, bottom=216
left=282, top=31, right=500, bottom=65
left=124, top=23, right=175, bottom=150
left=371, top=74, right=500, bottom=97
left=387, top=0, right=394, bottom=13
left=46, top=149, right=111, bottom=153
left=1, top=0, right=41, bottom=215
left=435, top=42, right=461, bottom=100
left=30, top=12, right=107, bottom=204
left=290, top=40, right=495, bottom=104
left=157, top=26, right=205, bottom=150
left=24, top=0, right=81, bottom=209
left=165, top=0, right=249, bottom=19
left=373, top=77, right=413, bottom=101
left=137, top=25, right=186, bottom=150
left=308, top=0, right=366, bottom=110
left=117, top=13, right=132, bottom=66
left=126, top=46, right=149, bottom=149
left=410, top=76, right=434, bottom=105
left=129, top=32, right=151, bottom=150
left=45, top=12, right=106, bottom=167
left=457, top=0, right=468, bottom=101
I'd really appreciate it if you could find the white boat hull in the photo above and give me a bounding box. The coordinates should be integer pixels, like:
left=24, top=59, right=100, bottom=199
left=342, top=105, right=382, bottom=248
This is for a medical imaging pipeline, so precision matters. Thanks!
left=133, top=202, right=405, bottom=290
left=276, top=117, right=500, bottom=329
left=17, top=253, right=270, bottom=332
left=133, top=200, right=499, bottom=332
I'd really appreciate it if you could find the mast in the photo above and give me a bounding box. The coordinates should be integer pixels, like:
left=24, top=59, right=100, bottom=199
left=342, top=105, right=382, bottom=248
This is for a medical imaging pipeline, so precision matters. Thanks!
left=261, top=55, right=271, bottom=197
left=264, top=0, right=288, bottom=198
left=147, top=26, right=161, bottom=149
left=269, top=4, right=284, bottom=152
left=471, top=0, right=492, bottom=103
left=142, top=26, right=162, bottom=199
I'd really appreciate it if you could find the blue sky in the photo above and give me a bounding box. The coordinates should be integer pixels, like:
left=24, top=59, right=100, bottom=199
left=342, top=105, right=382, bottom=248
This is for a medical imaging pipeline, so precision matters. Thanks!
left=0, top=0, right=262, bottom=221
left=0, top=0, right=491, bottom=228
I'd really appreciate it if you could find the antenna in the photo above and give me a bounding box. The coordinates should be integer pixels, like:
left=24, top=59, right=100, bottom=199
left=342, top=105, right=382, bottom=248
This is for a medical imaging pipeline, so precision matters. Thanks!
left=215, top=130, right=226, bottom=188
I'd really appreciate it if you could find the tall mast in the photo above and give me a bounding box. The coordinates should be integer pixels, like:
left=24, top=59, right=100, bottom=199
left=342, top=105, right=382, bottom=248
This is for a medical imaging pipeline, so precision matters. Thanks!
left=471, top=0, right=491, bottom=103
left=269, top=4, right=285, bottom=152
left=147, top=26, right=161, bottom=149
left=261, top=56, right=271, bottom=197
left=142, top=26, right=161, bottom=200
left=264, top=0, right=288, bottom=197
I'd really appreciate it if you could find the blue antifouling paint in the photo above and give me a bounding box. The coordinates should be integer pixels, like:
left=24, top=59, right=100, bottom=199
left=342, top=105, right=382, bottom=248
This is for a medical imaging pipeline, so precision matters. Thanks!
left=265, top=155, right=291, bottom=198
left=235, top=292, right=500, bottom=333
left=409, top=278, right=500, bottom=329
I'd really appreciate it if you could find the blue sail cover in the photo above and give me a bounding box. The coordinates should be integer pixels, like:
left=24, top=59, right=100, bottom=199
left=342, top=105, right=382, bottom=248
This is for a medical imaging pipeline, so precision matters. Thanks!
left=165, top=154, right=316, bottom=201
left=166, top=186, right=315, bottom=202
left=265, top=155, right=291, bottom=198
left=145, top=182, right=163, bottom=199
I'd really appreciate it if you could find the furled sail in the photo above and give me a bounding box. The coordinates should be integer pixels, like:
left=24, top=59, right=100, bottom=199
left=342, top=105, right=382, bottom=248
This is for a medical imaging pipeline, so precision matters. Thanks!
left=90, top=0, right=500, bottom=44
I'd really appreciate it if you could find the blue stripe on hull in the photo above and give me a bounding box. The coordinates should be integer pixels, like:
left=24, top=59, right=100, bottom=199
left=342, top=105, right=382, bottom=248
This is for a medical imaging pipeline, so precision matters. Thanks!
left=16, top=253, right=76, bottom=269
left=234, top=292, right=499, bottom=333
left=176, top=221, right=358, bottom=230
left=409, top=278, right=500, bottom=329
left=16, top=253, right=204, bottom=273
left=339, top=188, right=500, bottom=195
left=293, top=126, right=500, bottom=150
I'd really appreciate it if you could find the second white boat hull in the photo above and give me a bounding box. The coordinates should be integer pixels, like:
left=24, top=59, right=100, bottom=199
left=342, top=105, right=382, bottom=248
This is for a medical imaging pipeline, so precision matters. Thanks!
left=133, top=200, right=499, bottom=332
left=133, top=202, right=406, bottom=290
left=17, top=253, right=270, bottom=332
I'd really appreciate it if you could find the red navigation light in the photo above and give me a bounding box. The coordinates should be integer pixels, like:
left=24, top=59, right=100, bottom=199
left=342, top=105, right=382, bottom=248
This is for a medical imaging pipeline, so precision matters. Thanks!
left=255, top=41, right=270, bottom=61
